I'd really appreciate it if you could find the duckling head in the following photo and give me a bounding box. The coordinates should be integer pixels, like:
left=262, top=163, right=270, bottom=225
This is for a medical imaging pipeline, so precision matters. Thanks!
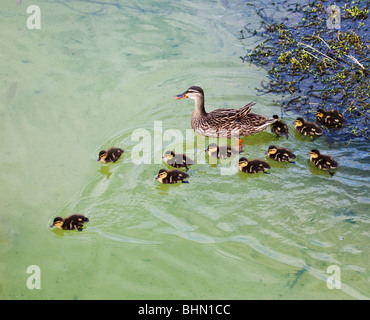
left=163, top=150, right=175, bottom=160
left=309, top=149, right=320, bottom=159
left=267, top=145, right=278, bottom=155
left=51, top=217, right=64, bottom=229
left=155, top=169, right=168, bottom=180
left=316, top=109, right=325, bottom=120
left=272, top=115, right=280, bottom=121
left=294, top=117, right=305, bottom=127
left=175, top=86, right=204, bottom=101
left=238, top=157, right=249, bottom=168
left=97, top=150, right=108, bottom=162
left=206, top=143, right=218, bottom=154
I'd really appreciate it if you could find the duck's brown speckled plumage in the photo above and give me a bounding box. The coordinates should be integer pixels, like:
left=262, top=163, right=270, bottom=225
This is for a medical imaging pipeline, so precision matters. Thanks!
left=175, top=86, right=276, bottom=138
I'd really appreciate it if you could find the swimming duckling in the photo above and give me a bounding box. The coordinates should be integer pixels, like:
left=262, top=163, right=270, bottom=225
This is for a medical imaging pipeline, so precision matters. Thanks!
left=266, top=145, right=296, bottom=163
left=163, top=150, right=194, bottom=171
left=155, top=169, right=189, bottom=184
left=270, top=115, right=289, bottom=138
left=206, top=140, right=243, bottom=159
left=97, top=147, right=124, bottom=163
left=238, top=157, right=271, bottom=174
left=294, top=117, right=323, bottom=136
left=50, top=214, right=89, bottom=231
left=316, top=109, right=345, bottom=127
left=309, top=149, right=339, bottom=176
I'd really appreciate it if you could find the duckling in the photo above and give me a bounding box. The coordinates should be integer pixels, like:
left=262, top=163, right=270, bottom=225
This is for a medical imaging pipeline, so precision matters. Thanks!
left=163, top=150, right=194, bottom=171
left=270, top=115, right=289, bottom=138
left=294, top=117, right=323, bottom=136
left=238, top=157, right=271, bottom=174
left=50, top=214, right=89, bottom=231
left=206, top=140, right=243, bottom=159
left=155, top=169, right=189, bottom=184
left=97, top=147, right=123, bottom=163
left=309, top=149, right=339, bottom=176
left=316, top=109, right=345, bottom=127
left=266, top=145, right=296, bottom=163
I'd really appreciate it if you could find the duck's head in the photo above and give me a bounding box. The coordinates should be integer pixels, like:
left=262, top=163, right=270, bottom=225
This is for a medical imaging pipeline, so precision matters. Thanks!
left=97, top=150, right=108, bottom=162
left=267, top=145, right=278, bottom=155
left=163, top=150, right=175, bottom=160
left=309, top=149, right=320, bottom=158
left=51, top=217, right=64, bottom=229
left=155, top=169, right=168, bottom=180
left=294, top=117, right=305, bottom=127
left=272, top=115, right=280, bottom=121
left=206, top=143, right=218, bottom=154
left=175, top=86, right=204, bottom=101
left=239, top=157, right=249, bottom=168
left=316, top=109, right=325, bottom=120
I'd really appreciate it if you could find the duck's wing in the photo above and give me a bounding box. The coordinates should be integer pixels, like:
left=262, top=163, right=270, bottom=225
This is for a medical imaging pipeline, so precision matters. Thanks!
left=235, top=102, right=255, bottom=121
left=206, top=102, right=255, bottom=124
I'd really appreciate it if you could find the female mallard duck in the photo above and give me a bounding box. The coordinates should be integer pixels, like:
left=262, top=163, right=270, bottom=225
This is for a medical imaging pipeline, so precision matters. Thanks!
left=238, top=157, right=271, bottom=174
left=175, top=86, right=276, bottom=138
left=97, top=147, right=124, bottom=163
left=316, top=109, right=345, bottom=127
left=270, top=115, right=289, bottom=138
left=309, top=149, right=339, bottom=176
left=294, top=117, right=323, bottom=136
left=206, top=140, right=243, bottom=159
left=163, top=150, right=194, bottom=171
left=50, top=214, right=89, bottom=231
left=266, top=145, right=296, bottom=163
left=155, top=169, right=189, bottom=184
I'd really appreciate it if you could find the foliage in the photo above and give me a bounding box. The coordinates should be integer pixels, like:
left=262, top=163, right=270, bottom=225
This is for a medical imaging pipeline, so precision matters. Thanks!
left=240, top=0, right=370, bottom=140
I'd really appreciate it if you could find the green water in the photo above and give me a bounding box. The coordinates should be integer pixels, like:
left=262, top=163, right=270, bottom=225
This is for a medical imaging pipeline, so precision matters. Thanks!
left=1, top=0, right=369, bottom=300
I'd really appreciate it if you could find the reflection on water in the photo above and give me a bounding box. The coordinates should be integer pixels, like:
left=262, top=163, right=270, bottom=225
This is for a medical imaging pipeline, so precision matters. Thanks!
left=0, top=0, right=369, bottom=300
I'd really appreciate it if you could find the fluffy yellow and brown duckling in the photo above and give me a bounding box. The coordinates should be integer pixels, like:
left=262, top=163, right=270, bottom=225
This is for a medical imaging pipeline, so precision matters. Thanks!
left=294, top=117, right=323, bottom=136
left=50, top=214, right=89, bottom=231
left=163, top=150, right=194, bottom=171
left=97, top=147, right=124, bottom=163
left=270, top=115, right=289, bottom=138
left=309, top=149, right=339, bottom=176
left=206, top=140, right=243, bottom=159
left=155, top=168, right=189, bottom=184
left=316, top=109, right=345, bottom=127
left=266, top=145, right=296, bottom=163
left=238, top=157, right=271, bottom=174
left=175, top=86, right=276, bottom=138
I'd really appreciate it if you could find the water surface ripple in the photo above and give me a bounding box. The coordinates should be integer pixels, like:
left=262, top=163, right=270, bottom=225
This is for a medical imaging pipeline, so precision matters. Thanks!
left=0, top=0, right=369, bottom=299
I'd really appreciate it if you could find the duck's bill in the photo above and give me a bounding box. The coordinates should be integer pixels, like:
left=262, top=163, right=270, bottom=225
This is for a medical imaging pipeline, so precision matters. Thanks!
left=96, top=158, right=101, bottom=161
left=50, top=224, right=54, bottom=228
left=155, top=176, right=159, bottom=180
left=174, top=92, right=187, bottom=99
